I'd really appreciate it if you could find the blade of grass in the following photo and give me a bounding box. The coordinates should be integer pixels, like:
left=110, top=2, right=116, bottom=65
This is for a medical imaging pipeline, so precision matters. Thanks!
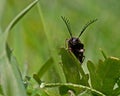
left=36, top=3, right=65, bottom=82
left=0, top=0, right=39, bottom=96
left=37, top=57, right=54, bottom=78
left=4, top=0, right=39, bottom=41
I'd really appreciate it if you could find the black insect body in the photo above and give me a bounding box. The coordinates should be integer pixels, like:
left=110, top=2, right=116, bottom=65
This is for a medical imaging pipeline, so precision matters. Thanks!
left=68, top=37, right=84, bottom=63
left=61, top=16, right=97, bottom=64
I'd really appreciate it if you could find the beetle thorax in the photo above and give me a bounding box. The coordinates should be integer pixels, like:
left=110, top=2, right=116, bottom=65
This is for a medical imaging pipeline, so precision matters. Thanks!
left=68, top=37, right=81, bottom=46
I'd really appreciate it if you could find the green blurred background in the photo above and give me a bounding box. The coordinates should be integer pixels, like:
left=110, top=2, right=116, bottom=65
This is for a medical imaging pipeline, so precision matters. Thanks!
left=0, top=0, right=120, bottom=78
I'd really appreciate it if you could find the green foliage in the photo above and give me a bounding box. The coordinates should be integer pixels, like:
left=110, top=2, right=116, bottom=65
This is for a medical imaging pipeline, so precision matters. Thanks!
left=0, top=0, right=39, bottom=96
left=60, top=48, right=89, bottom=86
left=1, top=0, right=120, bottom=96
left=43, top=49, right=120, bottom=96
left=37, top=57, right=54, bottom=79
left=88, top=57, right=120, bottom=96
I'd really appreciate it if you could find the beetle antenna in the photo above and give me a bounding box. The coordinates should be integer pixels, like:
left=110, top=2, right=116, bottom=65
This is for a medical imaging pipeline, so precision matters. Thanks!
left=78, top=19, right=97, bottom=38
left=61, top=16, right=72, bottom=37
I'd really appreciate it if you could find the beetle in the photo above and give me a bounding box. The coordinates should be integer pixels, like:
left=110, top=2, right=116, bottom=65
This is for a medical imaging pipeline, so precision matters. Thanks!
left=61, top=16, right=97, bottom=64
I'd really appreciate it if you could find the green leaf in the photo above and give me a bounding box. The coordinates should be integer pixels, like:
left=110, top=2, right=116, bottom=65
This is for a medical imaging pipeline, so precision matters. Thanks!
left=33, top=74, right=42, bottom=85
left=37, top=57, right=54, bottom=78
left=88, top=57, right=120, bottom=95
left=60, top=48, right=89, bottom=86
left=87, top=60, right=102, bottom=91
left=60, top=48, right=80, bottom=84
